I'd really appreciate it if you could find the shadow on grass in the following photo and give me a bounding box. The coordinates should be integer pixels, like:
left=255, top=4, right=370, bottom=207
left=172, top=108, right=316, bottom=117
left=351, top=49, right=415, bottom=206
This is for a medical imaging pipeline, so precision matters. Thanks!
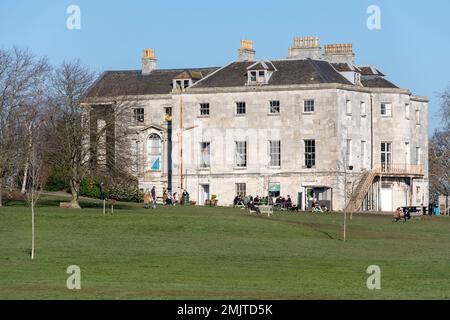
left=1, top=197, right=141, bottom=211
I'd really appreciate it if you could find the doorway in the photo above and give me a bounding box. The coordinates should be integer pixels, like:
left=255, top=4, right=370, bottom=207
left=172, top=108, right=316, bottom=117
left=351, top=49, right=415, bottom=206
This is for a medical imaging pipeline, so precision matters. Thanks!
left=381, top=185, right=393, bottom=212
left=199, top=184, right=210, bottom=206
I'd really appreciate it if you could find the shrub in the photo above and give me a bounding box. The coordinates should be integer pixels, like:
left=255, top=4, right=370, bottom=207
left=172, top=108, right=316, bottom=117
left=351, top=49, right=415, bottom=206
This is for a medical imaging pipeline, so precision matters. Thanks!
left=107, top=184, right=144, bottom=203
left=79, top=176, right=101, bottom=199
left=45, top=169, right=69, bottom=192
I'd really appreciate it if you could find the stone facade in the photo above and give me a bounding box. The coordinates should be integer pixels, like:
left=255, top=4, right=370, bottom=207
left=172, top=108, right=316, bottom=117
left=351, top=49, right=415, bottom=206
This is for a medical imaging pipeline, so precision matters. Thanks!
left=84, top=37, right=429, bottom=211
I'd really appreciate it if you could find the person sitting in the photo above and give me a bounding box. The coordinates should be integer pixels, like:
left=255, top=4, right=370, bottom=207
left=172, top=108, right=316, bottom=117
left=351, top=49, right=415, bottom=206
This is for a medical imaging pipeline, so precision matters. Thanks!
left=254, top=196, right=260, bottom=205
left=285, top=195, right=293, bottom=209
left=394, top=207, right=404, bottom=222
left=172, top=192, right=178, bottom=205
left=247, top=200, right=261, bottom=214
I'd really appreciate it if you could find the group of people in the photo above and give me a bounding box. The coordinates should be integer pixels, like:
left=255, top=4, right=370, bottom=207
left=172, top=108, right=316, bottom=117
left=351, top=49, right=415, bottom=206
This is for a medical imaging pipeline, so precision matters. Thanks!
left=233, top=194, right=296, bottom=212
left=144, top=187, right=190, bottom=208
left=394, top=207, right=412, bottom=222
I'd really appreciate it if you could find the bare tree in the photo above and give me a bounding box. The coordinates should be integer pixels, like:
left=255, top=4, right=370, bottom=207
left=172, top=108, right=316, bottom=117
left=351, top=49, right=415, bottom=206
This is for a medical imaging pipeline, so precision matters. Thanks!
left=429, top=87, right=450, bottom=202
left=25, top=121, right=49, bottom=260
left=0, top=47, right=50, bottom=206
left=48, top=61, right=136, bottom=208
left=46, top=61, right=96, bottom=208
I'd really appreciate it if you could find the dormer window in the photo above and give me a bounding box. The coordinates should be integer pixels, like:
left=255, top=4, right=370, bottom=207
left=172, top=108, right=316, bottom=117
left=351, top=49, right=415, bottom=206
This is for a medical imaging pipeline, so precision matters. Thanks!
left=248, top=70, right=268, bottom=84
left=173, top=78, right=193, bottom=90
left=246, top=60, right=276, bottom=85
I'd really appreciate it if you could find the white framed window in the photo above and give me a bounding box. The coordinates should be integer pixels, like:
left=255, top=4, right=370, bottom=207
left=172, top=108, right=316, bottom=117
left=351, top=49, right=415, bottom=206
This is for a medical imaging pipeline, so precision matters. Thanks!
left=199, top=142, right=211, bottom=168
left=405, top=103, right=410, bottom=119
left=381, top=103, right=392, bottom=117
left=147, top=133, right=162, bottom=171
left=304, top=139, right=316, bottom=168
left=236, top=102, right=246, bottom=115
left=200, top=103, right=210, bottom=116
left=415, top=109, right=421, bottom=125
left=269, top=140, right=281, bottom=167
left=304, top=100, right=315, bottom=113
left=360, top=101, right=366, bottom=117
left=269, top=100, right=280, bottom=114
left=236, top=183, right=246, bottom=197
left=381, top=142, right=392, bottom=170
left=133, top=108, right=145, bottom=123
left=249, top=71, right=257, bottom=82
left=235, top=141, right=247, bottom=167
left=346, top=100, right=352, bottom=115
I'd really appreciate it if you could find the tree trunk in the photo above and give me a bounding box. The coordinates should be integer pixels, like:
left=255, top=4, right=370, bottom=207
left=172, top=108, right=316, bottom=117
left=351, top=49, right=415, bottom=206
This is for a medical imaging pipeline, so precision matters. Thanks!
left=31, top=197, right=35, bottom=260
left=21, top=160, right=30, bottom=194
left=0, top=177, right=3, bottom=207
left=70, top=179, right=81, bottom=209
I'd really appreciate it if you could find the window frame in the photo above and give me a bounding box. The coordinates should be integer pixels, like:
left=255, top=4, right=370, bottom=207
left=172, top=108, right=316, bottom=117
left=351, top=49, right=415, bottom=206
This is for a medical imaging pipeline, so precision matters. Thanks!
left=199, top=103, right=210, bottom=117
left=269, top=140, right=281, bottom=168
left=236, top=183, right=246, bottom=197
left=147, top=133, right=162, bottom=172
left=269, top=100, right=280, bottom=115
left=304, top=139, right=316, bottom=168
left=133, top=108, right=145, bottom=124
left=303, top=99, right=315, bottom=113
left=199, top=141, right=211, bottom=169
left=235, top=141, right=247, bottom=168
left=381, top=102, right=392, bottom=117
left=236, top=102, right=246, bottom=116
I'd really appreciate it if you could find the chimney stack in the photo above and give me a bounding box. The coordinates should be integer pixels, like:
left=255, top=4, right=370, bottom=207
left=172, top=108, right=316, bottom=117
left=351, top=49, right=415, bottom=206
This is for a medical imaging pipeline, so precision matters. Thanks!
left=238, top=40, right=256, bottom=61
left=142, top=48, right=157, bottom=75
left=288, top=36, right=322, bottom=60
left=323, top=44, right=355, bottom=64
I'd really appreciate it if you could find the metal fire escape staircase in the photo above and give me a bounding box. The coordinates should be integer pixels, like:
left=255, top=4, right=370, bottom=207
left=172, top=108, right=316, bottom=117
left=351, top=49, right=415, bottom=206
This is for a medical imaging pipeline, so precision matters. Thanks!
left=345, top=169, right=376, bottom=213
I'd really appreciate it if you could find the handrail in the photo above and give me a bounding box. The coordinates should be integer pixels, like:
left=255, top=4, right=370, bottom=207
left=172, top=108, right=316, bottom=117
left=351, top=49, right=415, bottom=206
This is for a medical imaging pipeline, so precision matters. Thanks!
left=374, top=164, right=424, bottom=175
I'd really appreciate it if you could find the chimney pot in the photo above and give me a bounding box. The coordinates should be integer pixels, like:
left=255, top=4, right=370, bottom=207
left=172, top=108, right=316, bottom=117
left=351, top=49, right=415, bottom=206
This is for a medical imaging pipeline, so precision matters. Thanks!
left=142, top=48, right=157, bottom=75
left=238, top=39, right=256, bottom=61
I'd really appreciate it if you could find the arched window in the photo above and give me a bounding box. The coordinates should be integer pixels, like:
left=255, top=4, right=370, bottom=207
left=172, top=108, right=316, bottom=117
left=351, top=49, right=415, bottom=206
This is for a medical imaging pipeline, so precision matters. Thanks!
left=147, top=134, right=162, bottom=171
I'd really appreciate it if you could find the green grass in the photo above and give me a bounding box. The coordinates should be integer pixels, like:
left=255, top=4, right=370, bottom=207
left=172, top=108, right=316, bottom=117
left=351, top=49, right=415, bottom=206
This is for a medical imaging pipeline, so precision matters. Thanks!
left=1, top=196, right=449, bottom=300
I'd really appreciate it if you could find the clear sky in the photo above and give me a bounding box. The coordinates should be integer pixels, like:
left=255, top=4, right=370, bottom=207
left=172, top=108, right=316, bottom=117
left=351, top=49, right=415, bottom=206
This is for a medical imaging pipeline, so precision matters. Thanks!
left=1, top=0, right=449, bottom=134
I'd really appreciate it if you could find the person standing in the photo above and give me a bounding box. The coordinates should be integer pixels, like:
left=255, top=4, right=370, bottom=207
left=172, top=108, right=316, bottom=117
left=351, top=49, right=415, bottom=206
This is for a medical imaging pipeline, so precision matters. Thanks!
left=151, top=186, right=157, bottom=209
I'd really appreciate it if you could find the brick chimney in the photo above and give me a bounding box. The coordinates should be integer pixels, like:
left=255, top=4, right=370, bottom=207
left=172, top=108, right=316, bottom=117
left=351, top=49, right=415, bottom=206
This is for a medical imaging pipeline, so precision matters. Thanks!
left=238, top=40, right=256, bottom=61
left=288, top=36, right=322, bottom=60
left=323, top=44, right=355, bottom=64
left=142, top=48, right=157, bottom=75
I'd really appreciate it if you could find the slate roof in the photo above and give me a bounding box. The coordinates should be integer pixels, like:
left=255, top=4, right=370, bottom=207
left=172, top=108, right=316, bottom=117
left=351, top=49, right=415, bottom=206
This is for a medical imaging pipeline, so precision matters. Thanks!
left=331, top=62, right=361, bottom=73
left=360, top=76, right=398, bottom=89
left=85, top=67, right=219, bottom=98
left=86, top=60, right=400, bottom=98
left=194, top=59, right=354, bottom=88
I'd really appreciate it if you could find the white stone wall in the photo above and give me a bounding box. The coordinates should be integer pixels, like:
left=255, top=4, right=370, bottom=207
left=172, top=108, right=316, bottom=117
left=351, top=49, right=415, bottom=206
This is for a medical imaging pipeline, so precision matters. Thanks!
left=166, top=86, right=428, bottom=210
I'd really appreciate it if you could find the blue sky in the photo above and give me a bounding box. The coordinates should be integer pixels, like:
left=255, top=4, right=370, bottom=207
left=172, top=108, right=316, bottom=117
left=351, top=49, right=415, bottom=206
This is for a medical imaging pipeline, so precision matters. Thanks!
left=1, top=0, right=449, bottom=134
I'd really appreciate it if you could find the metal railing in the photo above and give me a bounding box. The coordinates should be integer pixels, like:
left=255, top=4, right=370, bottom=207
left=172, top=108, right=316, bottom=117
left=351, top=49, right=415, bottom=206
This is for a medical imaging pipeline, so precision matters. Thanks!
left=374, top=163, right=424, bottom=175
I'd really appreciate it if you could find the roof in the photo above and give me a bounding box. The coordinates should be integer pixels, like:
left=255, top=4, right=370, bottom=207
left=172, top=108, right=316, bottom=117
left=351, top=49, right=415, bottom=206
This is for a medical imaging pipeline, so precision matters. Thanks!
left=358, top=66, right=385, bottom=76
left=85, top=67, right=219, bottom=98
left=194, top=59, right=353, bottom=88
left=331, top=62, right=361, bottom=73
left=360, top=76, right=399, bottom=89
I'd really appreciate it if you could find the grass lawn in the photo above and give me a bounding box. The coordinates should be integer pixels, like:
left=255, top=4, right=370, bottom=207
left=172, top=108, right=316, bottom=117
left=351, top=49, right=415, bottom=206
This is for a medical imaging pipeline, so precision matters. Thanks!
left=0, top=196, right=449, bottom=300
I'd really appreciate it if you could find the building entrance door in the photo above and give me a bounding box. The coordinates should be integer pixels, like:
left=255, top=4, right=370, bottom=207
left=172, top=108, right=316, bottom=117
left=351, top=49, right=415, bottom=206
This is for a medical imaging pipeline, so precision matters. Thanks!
left=199, top=184, right=210, bottom=206
left=381, top=186, right=393, bottom=212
